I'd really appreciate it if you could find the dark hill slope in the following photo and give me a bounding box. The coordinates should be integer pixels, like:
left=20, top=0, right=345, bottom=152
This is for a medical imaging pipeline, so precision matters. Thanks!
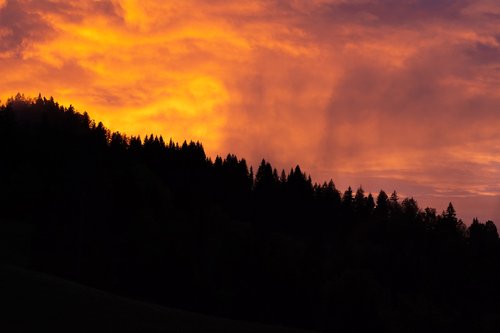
left=2, top=94, right=500, bottom=332
left=1, top=265, right=313, bottom=333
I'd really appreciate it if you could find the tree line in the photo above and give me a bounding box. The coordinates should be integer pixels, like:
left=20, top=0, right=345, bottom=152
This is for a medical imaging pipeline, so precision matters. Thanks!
left=1, top=94, right=499, bottom=332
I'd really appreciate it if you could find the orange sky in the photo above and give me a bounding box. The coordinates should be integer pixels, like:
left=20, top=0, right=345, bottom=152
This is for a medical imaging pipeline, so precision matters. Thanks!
left=1, top=0, right=500, bottom=223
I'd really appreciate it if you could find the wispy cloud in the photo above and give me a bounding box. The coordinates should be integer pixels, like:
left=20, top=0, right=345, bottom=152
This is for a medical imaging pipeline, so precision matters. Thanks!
left=1, top=0, right=500, bottom=223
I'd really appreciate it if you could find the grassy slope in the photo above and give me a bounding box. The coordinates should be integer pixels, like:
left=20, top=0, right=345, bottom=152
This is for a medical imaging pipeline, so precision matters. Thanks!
left=1, top=265, right=314, bottom=333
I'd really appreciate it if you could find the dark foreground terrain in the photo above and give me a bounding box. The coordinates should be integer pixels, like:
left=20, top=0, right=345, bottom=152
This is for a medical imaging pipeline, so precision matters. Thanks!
left=2, top=265, right=312, bottom=333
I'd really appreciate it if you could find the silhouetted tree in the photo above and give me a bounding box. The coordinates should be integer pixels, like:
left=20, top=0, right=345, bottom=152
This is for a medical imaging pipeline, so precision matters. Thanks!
left=341, top=186, right=353, bottom=210
left=375, top=190, right=389, bottom=219
left=254, top=159, right=276, bottom=195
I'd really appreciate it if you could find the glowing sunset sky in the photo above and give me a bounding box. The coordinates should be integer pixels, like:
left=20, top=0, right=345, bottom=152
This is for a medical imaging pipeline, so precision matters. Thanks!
left=1, top=0, right=500, bottom=223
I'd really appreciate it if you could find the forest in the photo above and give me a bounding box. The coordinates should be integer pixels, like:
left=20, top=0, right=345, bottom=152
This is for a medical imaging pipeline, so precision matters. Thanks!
left=1, top=94, right=500, bottom=332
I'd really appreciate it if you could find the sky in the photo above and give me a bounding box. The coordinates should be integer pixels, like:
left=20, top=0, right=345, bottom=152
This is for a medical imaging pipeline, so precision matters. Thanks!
left=1, top=0, right=500, bottom=223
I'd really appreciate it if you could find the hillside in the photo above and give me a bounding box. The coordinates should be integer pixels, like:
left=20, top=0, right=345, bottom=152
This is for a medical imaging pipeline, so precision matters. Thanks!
left=1, top=94, right=500, bottom=332
left=1, top=265, right=312, bottom=333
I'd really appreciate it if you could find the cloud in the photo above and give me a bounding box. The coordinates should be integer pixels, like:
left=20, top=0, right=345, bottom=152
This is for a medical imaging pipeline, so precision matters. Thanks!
left=1, top=0, right=500, bottom=223
left=0, top=0, right=53, bottom=54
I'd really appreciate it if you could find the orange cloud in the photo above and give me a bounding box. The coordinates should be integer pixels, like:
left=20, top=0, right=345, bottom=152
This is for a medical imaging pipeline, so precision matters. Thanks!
left=1, top=0, right=500, bottom=223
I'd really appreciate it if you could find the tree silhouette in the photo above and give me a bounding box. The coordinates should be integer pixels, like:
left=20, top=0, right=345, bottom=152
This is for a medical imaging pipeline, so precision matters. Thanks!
left=375, top=190, right=389, bottom=219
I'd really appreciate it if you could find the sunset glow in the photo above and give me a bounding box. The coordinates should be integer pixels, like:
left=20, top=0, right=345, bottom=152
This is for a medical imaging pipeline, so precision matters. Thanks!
left=2, top=0, right=500, bottom=223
